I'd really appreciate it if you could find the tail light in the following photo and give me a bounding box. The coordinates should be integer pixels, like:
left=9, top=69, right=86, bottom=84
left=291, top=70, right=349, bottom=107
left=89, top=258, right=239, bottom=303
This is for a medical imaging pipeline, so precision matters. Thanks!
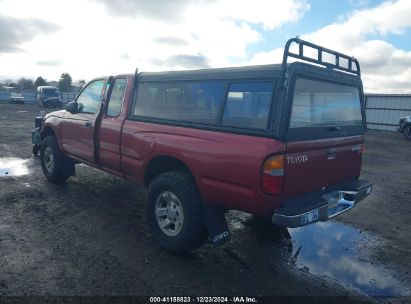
left=261, top=155, right=284, bottom=195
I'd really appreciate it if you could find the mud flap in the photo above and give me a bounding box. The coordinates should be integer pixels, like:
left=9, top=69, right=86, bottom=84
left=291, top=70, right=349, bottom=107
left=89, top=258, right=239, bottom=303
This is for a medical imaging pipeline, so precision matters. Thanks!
left=202, top=204, right=231, bottom=247
left=63, top=158, right=76, bottom=177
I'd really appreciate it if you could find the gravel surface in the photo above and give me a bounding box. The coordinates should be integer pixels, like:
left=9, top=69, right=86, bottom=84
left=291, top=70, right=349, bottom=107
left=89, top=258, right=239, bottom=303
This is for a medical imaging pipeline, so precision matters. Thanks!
left=0, top=103, right=410, bottom=302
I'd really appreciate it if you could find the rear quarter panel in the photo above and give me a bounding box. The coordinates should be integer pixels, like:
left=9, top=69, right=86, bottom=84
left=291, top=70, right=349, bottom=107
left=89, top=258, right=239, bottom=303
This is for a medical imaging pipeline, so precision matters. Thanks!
left=121, top=121, right=286, bottom=215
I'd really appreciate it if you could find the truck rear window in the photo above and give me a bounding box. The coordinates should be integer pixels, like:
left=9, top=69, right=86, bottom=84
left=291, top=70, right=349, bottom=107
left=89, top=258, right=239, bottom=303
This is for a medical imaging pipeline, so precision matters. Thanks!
left=290, top=78, right=362, bottom=128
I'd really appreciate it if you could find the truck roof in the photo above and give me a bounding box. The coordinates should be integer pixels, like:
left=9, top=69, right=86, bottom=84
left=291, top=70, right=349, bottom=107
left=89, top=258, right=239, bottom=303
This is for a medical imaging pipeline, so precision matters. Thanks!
left=133, top=64, right=283, bottom=82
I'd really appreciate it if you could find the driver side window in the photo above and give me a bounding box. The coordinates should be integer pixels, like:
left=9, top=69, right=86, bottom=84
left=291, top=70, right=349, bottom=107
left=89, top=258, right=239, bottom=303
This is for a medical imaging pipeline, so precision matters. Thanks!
left=76, top=80, right=105, bottom=114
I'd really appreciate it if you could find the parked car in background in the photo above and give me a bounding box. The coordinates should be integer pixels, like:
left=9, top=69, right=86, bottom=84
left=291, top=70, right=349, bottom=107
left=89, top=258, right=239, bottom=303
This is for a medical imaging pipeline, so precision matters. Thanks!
left=32, top=38, right=372, bottom=253
left=37, top=86, right=62, bottom=108
left=398, top=116, right=411, bottom=140
left=9, top=92, right=25, bottom=104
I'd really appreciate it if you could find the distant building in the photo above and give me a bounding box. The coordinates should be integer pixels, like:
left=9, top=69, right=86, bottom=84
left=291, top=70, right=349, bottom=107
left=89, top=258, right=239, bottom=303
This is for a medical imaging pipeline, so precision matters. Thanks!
left=365, top=94, right=411, bottom=131
left=0, top=86, right=15, bottom=91
left=71, top=83, right=83, bottom=93
left=46, top=81, right=82, bottom=93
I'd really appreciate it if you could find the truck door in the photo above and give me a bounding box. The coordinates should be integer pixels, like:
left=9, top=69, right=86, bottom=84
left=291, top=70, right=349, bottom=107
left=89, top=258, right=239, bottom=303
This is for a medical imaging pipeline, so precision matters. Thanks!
left=98, top=77, right=129, bottom=174
left=61, top=79, right=106, bottom=163
left=283, top=76, right=365, bottom=198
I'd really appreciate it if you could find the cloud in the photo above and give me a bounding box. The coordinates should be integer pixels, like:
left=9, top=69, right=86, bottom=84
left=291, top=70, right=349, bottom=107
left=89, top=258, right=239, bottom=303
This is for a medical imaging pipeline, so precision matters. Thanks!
left=154, top=37, right=188, bottom=46
left=92, top=0, right=194, bottom=19
left=37, top=60, right=63, bottom=66
left=249, top=0, right=411, bottom=93
left=0, top=0, right=309, bottom=81
left=0, top=15, right=60, bottom=54
left=93, top=0, right=309, bottom=30
left=203, top=0, right=310, bottom=30
left=303, top=0, right=411, bottom=92
left=150, top=54, right=210, bottom=69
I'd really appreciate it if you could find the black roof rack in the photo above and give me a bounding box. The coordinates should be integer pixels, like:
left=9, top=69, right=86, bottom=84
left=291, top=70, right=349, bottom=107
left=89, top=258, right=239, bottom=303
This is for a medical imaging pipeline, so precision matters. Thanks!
left=281, top=37, right=361, bottom=78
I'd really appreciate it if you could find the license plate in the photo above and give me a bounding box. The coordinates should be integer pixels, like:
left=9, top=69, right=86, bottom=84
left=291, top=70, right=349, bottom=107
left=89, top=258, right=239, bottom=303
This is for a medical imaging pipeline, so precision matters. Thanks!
left=301, top=209, right=319, bottom=225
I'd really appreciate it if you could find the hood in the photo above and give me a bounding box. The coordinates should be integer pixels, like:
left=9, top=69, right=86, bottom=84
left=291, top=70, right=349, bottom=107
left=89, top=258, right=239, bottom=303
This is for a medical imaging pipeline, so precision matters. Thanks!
left=44, top=110, right=66, bottom=120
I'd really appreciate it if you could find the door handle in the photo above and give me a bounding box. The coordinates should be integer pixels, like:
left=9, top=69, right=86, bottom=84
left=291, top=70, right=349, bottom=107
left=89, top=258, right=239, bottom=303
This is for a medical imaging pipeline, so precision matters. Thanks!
left=84, top=121, right=93, bottom=128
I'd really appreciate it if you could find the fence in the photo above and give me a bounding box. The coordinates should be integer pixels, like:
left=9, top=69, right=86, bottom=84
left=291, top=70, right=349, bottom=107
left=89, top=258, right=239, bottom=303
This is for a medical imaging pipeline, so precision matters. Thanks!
left=365, top=94, right=411, bottom=131
left=1, top=90, right=410, bottom=132
left=0, top=90, right=76, bottom=104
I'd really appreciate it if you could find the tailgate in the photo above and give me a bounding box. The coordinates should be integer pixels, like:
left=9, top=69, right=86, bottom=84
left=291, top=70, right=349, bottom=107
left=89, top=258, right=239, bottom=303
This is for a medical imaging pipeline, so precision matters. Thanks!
left=284, top=136, right=363, bottom=197
left=283, top=77, right=365, bottom=198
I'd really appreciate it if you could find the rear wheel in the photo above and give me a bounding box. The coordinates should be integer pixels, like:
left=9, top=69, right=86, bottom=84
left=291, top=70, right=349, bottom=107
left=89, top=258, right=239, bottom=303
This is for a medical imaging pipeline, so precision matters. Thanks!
left=146, top=172, right=207, bottom=253
left=403, top=126, right=411, bottom=140
left=40, top=136, right=74, bottom=183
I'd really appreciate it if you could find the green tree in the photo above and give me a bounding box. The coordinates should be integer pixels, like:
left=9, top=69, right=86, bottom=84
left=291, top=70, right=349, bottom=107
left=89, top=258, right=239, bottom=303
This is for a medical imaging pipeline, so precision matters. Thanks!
left=78, top=79, right=86, bottom=88
left=34, top=76, right=47, bottom=87
left=17, top=77, right=35, bottom=90
left=58, top=73, right=73, bottom=92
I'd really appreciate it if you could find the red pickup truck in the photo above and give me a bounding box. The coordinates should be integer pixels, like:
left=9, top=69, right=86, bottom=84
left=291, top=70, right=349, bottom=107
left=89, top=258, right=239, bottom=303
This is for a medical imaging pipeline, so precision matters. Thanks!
left=32, top=38, right=372, bottom=253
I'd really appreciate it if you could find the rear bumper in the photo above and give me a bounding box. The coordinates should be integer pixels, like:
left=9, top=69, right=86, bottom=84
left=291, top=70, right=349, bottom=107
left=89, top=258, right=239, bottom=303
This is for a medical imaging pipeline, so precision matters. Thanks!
left=272, top=179, right=372, bottom=228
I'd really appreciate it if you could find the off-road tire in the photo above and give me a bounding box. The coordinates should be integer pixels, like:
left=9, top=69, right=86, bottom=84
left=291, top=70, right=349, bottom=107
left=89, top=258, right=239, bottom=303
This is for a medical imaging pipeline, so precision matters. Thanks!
left=40, top=136, right=74, bottom=183
left=147, top=171, right=207, bottom=254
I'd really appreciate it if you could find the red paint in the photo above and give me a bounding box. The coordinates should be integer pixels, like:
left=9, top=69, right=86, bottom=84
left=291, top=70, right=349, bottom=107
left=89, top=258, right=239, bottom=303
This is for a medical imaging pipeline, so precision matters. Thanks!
left=42, top=74, right=365, bottom=217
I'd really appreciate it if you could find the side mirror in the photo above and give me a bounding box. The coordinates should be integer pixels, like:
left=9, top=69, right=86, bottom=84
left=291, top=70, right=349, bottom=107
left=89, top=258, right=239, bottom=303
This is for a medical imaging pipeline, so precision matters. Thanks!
left=66, top=101, right=79, bottom=113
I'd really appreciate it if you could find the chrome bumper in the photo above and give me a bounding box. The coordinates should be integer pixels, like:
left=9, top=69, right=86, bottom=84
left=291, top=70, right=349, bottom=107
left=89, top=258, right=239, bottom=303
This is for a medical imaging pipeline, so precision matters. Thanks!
left=272, top=181, right=373, bottom=228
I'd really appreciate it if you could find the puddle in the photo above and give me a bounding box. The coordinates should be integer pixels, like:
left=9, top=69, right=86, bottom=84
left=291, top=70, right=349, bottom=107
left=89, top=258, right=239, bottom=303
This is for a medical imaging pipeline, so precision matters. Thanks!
left=0, top=158, right=30, bottom=177
left=228, top=212, right=409, bottom=297
left=289, top=221, right=410, bottom=297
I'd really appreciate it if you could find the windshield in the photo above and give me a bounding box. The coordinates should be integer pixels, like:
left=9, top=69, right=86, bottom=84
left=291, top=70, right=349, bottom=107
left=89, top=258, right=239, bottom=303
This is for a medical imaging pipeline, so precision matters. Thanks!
left=43, top=88, right=60, bottom=97
left=290, top=78, right=362, bottom=128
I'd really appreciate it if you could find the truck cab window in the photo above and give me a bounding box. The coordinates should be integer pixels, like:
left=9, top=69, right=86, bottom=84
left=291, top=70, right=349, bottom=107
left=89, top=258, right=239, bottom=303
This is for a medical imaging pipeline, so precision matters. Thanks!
left=76, top=79, right=105, bottom=114
left=107, top=79, right=127, bottom=117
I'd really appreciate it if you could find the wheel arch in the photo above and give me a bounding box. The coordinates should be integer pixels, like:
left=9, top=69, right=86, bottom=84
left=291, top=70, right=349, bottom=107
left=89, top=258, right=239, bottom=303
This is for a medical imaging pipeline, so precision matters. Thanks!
left=40, top=124, right=65, bottom=152
left=144, top=155, right=200, bottom=190
left=40, top=125, right=56, bottom=140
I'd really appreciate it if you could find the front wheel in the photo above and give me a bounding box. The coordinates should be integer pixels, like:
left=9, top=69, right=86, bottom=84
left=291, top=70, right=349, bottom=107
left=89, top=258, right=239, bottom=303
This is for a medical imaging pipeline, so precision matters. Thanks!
left=403, top=126, right=411, bottom=140
left=146, top=172, right=207, bottom=254
left=40, top=136, right=74, bottom=183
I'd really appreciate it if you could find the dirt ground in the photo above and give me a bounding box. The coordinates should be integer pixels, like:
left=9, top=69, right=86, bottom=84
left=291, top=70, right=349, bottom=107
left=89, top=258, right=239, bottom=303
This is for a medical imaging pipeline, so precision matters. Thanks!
left=0, top=103, right=410, bottom=302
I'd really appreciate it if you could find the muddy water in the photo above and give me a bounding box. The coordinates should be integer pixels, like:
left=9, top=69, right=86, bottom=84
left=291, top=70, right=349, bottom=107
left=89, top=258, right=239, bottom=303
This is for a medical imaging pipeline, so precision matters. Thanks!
left=289, top=222, right=410, bottom=296
left=0, top=158, right=30, bottom=177
left=230, top=212, right=409, bottom=297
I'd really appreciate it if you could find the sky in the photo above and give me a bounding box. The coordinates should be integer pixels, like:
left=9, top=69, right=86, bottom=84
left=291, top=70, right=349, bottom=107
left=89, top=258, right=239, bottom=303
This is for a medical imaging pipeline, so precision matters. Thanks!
left=0, top=0, right=410, bottom=93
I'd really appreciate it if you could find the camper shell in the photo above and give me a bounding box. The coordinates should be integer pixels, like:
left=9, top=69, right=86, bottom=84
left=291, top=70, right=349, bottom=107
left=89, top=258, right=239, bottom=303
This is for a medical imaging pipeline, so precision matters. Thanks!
left=32, top=38, right=372, bottom=253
